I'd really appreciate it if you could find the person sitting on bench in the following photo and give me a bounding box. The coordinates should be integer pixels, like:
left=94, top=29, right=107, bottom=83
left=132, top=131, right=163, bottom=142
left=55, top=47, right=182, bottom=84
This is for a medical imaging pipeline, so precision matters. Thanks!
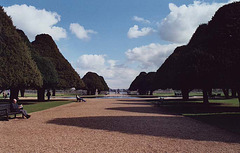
left=76, top=95, right=86, bottom=102
left=11, top=99, right=31, bottom=119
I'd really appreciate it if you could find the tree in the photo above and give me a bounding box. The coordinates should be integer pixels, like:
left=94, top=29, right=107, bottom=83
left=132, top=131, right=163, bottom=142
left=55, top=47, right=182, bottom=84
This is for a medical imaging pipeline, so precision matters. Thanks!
left=154, top=2, right=240, bottom=104
left=144, top=72, right=156, bottom=95
left=82, top=72, right=109, bottom=95
left=129, top=72, right=148, bottom=95
left=17, top=29, right=58, bottom=101
left=32, top=34, right=85, bottom=93
left=99, top=76, right=109, bottom=92
left=0, top=7, right=42, bottom=100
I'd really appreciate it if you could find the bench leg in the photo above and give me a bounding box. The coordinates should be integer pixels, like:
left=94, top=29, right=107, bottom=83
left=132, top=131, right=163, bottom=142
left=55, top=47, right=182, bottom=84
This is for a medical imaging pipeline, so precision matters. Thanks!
left=6, top=112, right=9, bottom=121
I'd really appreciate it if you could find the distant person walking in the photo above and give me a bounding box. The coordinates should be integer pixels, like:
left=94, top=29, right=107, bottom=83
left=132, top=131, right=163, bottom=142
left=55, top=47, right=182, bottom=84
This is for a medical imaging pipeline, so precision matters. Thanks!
left=46, top=90, right=51, bottom=101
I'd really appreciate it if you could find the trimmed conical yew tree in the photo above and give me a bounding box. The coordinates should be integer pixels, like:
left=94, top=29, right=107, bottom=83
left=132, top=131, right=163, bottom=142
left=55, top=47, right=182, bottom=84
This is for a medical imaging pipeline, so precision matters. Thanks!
left=32, top=34, right=85, bottom=91
left=129, top=72, right=148, bottom=95
left=154, top=2, right=240, bottom=104
left=82, top=72, right=108, bottom=95
left=0, top=7, right=42, bottom=100
left=99, top=76, right=109, bottom=92
left=17, top=29, right=58, bottom=101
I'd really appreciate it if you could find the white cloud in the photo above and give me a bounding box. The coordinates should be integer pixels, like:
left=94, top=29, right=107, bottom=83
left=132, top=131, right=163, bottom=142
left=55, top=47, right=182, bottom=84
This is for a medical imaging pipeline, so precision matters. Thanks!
left=127, top=25, right=155, bottom=38
left=159, top=1, right=228, bottom=44
left=70, top=23, right=97, bottom=40
left=74, top=54, right=139, bottom=89
left=133, top=16, right=151, bottom=24
left=4, top=4, right=67, bottom=41
left=125, top=43, right=180, bottom=70
left=75, top=44, right=180, bottom=89
left=76, top=54, right=105, bottom=69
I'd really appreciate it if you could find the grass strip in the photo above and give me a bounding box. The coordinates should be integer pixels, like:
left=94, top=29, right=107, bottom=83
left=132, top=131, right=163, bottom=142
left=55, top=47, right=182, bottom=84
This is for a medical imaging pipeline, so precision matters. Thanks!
left=23, top=101, right=72, bottom=113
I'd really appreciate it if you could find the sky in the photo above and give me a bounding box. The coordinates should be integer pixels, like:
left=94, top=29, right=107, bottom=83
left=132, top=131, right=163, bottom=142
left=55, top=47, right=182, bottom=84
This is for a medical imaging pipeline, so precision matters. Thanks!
left=0, top=0, right=237, bottom=89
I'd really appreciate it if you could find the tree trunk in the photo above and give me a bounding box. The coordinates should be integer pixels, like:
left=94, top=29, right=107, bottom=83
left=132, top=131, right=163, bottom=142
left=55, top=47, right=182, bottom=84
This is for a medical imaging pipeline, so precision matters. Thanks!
left=52, top=89, right=56, bottom=96
left=231, top=89, right=237, bottom=98
left=207, top=89, right=212, bottom=97
left=139, top=90, right=146, bottom=95
left=181, top=89, right=189, bottom=101
left=20, top=89, right=25, bottom=97
left=150, top=90, right=153, bottom=95
left=10, top=88, right=19, bottom=101
left=236, top=90, right=240, bottom=109
left=37, top=88, right=45, bottom=102
left=202, top=89, right=209, bottom=104
left=222, top=89, right=229, bottom=98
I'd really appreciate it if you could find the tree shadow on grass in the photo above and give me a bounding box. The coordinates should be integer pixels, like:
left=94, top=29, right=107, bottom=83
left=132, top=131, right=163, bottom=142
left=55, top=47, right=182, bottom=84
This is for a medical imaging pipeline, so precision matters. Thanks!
left=47, top=115, right=240, bottom=143
left=110, top=99, right=240, bottom=135
left=114, top=99, right=239, bottom=115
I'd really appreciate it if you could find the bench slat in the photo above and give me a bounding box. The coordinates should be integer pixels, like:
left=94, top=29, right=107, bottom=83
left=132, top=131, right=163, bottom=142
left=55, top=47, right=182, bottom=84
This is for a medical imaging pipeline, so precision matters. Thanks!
left=0, top=104, right=22, bottom=121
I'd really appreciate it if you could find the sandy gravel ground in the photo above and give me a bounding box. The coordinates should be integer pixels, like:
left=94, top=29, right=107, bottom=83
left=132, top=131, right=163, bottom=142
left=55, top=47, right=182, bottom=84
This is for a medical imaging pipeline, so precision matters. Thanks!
left=0, top=98, right=240, bottom=153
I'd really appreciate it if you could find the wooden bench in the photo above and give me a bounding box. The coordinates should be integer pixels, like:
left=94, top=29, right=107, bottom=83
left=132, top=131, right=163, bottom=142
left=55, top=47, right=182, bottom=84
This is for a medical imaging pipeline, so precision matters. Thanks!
left=0, top=104, right=23, bottom=121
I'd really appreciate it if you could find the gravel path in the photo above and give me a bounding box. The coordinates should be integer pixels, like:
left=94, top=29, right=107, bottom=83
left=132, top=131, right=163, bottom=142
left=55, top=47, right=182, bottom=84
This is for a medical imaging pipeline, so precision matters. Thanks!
left=0, top=98, right=240, bottom=152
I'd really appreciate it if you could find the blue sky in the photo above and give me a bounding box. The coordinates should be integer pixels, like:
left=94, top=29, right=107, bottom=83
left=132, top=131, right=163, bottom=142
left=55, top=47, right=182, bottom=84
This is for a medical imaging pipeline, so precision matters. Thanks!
left=0, top=0, right=236, bottom=89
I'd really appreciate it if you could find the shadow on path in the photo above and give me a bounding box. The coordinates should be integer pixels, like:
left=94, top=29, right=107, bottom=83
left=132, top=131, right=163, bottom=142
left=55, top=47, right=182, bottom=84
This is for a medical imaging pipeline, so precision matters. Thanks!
left=110, top=99, right=240, bottom=135
left=47, top=116, right=240, bottom=143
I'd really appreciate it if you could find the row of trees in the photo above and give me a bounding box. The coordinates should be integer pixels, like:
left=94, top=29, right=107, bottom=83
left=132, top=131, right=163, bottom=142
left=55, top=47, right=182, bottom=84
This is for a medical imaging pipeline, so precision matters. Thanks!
left=129, top=2, right=240, bottom=104
left=0, top=6, right=109, bottom=101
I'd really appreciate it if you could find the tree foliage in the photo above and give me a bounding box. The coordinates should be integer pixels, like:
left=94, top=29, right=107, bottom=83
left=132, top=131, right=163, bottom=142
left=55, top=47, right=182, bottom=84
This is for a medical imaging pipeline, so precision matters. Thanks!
left=82, top=72, right=109, bottom=95
left=17, top=29, right=58, bottom=89
left=99, top=76, right=109, bottom=91
left=32, top=34, right=85, bottom=89
left=129, top=72, right=155, bottom=95
left=154, top=2, right=240, bottom=103
left=0, top=7, right=42, bottom=95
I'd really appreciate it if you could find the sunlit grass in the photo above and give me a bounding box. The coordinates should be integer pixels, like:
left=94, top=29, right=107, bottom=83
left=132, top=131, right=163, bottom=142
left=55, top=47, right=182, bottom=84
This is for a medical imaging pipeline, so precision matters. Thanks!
left=23, top=101, right=72, bottom=113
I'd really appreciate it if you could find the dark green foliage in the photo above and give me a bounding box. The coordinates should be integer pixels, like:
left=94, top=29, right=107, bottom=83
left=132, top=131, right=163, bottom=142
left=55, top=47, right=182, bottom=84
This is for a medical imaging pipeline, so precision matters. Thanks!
left=99, top=76, right=109, bottom=91
left=32, top=34, right=85, bottom=89
left=0, top=7, right=42, bottom=92
left=129, top=72, right=147, bottom=94
left=129, top=72, right=155, bottom=95
left=154, top=2, right=240, bottom=103
left=82, top=72, right=109, bottom=95
left=17, top=29, right=58, bottom=89
left=145, top=72, right=156, bottom=95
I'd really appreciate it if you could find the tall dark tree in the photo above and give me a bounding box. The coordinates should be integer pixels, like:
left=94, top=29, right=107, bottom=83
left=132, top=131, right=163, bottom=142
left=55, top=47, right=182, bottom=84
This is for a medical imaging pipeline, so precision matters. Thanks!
left=17, top=29, right=58, bottom=101
left=145, top=72, right=156, bottom=95
left=0, top=7, right=42, bottom=100
left=99, top=76, right=109, bottom=92
left=32, top=34, right=85, bottom=93
left=129, top=72, right=148, bottom=95
left=129, top=72, right=156, bottom=95
left=82, top=72, right=109, bottom=95
left=154, top=2, right=240, bottom=104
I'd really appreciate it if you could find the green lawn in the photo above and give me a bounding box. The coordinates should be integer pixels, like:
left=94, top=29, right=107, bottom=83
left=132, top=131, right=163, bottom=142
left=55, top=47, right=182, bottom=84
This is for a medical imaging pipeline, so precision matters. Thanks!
left=22, top=101, right=72, bottom=113
left=153, top=93, right=174, bottom=97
